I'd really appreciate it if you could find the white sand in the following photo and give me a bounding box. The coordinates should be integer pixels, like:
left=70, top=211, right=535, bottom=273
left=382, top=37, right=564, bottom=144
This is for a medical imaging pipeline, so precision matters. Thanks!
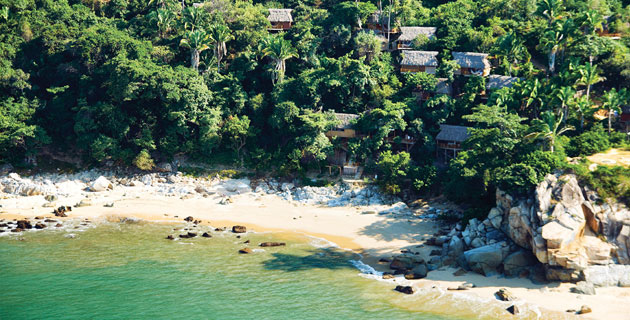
left=1, top=186, right=627, bottom=320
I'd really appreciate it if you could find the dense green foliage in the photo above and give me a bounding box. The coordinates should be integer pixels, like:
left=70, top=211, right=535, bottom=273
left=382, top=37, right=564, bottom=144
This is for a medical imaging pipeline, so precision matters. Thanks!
left=1, top=0, right=630, bottom=207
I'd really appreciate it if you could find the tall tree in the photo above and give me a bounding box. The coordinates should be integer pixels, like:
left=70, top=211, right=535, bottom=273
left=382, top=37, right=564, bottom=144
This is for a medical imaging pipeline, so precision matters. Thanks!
left=525, top=111, right=574, bottom=152
left=601, top=88, right=628, bottom=134
left=493, top=32, right=530, bottom=76
left=207, top=24, right=233, bottom=71
left=577, top=63, right=603, bottom=104
left=151, top=8, right=175, bottom=39
left=538, top=26, right=563, bottom=74
left=180, top=29, right=211, bottom=71
left=260, top=35, right=298, bottom=85
left=536, top=0, right=563, bottom=26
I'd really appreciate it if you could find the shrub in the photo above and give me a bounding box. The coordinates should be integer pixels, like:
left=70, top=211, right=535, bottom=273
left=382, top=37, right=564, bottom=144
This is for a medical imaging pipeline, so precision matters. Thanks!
left=494, top=163, right=538, bottom=195
left=133, top=149, right=155, bottom=171
left=520, top=150, right=565, bottom=182
left=566, top=125, right=611, bottom=157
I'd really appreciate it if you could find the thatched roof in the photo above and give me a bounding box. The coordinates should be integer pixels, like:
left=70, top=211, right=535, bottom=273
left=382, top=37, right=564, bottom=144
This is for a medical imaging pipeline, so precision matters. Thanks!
left=452, top=52, right=490, bottom=69
left=435, top=78, right=451, bottom=95
left=436, top=125, right=470, bottom=142
left=401, top=51, right=439, bottom=67
left=333, top=113, right=359, bottom=130
left=486, top=75, right=521, bottom=90
left=268, top=9, right=293, bottom=23
left=397, top=27, right=437, bottom=41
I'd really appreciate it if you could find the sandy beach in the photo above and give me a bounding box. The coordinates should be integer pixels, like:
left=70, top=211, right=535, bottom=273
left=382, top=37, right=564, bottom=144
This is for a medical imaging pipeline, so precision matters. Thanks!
left=1, top=178, right=629, bottom=320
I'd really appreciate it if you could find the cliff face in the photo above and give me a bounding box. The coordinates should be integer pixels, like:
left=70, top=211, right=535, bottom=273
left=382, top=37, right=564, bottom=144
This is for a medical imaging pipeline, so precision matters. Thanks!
left=490, top=174, right=630, bottom=284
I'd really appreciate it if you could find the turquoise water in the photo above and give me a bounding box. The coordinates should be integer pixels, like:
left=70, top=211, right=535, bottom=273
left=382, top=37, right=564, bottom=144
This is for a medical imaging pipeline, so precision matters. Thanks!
left=0, top=221, right=476, bottom=320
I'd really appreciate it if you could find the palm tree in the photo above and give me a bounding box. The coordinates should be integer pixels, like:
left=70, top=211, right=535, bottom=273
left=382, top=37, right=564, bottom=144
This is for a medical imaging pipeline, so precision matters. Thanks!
left=180, top=29, right=211, bottom=71
left=152, top=8, right=175, bottom=39
left=148, top=0, right=167, bottom=9
left=581, top=10, right=604, bottom=35
left=573, top=96, right=591, bottom=130
left=182, top=6, right=204, bottom=32
left=538, top=26, right=563, bottom=74
left=555, top=86, right=575, bottom=122
left=0, top=6, right=8, bottom=22
left=602, top=88, right=629, bottom=134
left=525, top=111, right=574, bottom=152
left=260, top=35, right=298, bottom=85
left=536, top=0, right=563, bottom=26
left=207, top=24, right=232, bottom=71
left=577, top=63, right=603, bottom=104
left=494, top=32, right=530, bottom=76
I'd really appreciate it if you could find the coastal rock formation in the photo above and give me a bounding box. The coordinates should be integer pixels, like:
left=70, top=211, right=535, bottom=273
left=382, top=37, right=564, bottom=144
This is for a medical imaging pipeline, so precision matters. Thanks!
left=394, top=285, right=415, bottom=294
left=433, top=173, right=630, bottom=287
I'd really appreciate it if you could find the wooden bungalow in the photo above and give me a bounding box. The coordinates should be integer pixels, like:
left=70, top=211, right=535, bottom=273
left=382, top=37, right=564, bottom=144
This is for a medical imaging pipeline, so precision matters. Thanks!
left=482, top=75, right=521, bottom=100
left=325, top=113, right=359, bottom=167
left=436, top=124, right=470, bottom=162
left=452, top=52, right=491, bottom=77
left=413, top=78, right=451, bottom=100
left=395, top=27, right=436, bottom=50
left=597, top=16, right=623, bottom=39
left=400, top=51, right=439, bottom=74
left=267, top=9, right=293, bottom=31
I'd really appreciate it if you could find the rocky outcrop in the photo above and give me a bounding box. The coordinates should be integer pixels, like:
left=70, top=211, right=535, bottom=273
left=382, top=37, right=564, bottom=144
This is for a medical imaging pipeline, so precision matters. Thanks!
left=90, top=176, right=113, bottom=192
left=483, top=174, right=630, bottom=285
left=432, top=173, right=630, bottom=287
left=232, top=225, right=247, bottom=233
left=394, top=285, right=415, bottom=294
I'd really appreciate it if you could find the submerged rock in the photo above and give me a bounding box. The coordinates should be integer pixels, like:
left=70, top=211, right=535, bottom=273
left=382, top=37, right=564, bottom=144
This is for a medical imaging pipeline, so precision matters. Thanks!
left=495, top=288, right=516, bottom=301
left=394, top=285, right=415, bottom=294
left=232, top=225, right=247, bottom=233
left=239, top=248, right=252, bottom=254
left=259, top=242, right=286, bottom=247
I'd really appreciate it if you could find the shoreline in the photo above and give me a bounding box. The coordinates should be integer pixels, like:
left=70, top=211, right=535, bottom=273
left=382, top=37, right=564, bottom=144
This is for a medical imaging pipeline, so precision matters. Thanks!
left=1, top=174, right=628, bottom=319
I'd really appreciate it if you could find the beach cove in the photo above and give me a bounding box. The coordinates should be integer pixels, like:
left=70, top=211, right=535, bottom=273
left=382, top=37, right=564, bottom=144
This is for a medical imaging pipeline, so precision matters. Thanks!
left=1, top=171, right=629, bottom=319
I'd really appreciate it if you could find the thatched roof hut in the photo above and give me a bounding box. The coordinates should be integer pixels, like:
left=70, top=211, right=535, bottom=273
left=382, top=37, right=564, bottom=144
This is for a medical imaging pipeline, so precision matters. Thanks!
left=401, top=51, right=439, bottom=67
left=332, top=113, right=359, bottom=130
left=486, top=75, right=521, bottom=90
left=397, top=27, right=437, bottom=41
left=267, top=9, right=293, bottom=23
left=436, top=125, right=470, bottom=143
left=452, top=52, right=490, bottom=70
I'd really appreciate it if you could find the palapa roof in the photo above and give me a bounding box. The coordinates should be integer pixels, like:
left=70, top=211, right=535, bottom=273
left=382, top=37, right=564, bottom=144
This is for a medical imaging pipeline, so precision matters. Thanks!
left=333, top=113, right=359, bottom=130
left=486, top=75, right=521, bottom=90
left=452, top=52, right=490, bottom=70
left=436, top=125, right=470, bottom=142
left=435, top=78, right=452, bottom=95
left=401, top=51, right=439, bottom=67
left=267, top=9, right=293, bottom=23
left=397, top=27, right=437, bottom=41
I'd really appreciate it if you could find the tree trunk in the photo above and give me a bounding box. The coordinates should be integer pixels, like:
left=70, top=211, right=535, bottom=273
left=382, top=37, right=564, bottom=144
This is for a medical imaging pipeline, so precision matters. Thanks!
left=191, top=49, right=199, bottom=71
left=548, top=48, right=556, bottom=74
left=609, top=109, right=612, bottom=135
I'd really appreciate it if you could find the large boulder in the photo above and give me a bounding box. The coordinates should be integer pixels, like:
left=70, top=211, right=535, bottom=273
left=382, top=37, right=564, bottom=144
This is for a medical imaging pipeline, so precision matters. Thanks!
left=90, top=176, right=112, bottom=192
left=389, top=255, right=425, bottom=272
left=503, top=250, right=537, bottom=277
left=464, top=243, right=510, bottom=276
left=404, top=263, right=428, bottom=279
left=584, top=265, right=630, bottom=287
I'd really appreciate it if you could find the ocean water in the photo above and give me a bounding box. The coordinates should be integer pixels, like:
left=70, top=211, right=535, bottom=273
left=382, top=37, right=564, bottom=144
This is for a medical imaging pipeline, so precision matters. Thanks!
left=0, top=221, right=519, bottom=320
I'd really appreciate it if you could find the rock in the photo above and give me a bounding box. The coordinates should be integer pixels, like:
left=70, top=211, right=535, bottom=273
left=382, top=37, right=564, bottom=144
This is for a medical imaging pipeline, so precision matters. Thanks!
left=156, top=162, right=173, bottom=173
left=232, top=225, right=247, bottom=233
left=239, top=248, right=252, bottom=254
left=103, top=202, right=114, bottom=208
left=584, top=264, right=630, bottom=287
left=17, top=220, right=32, bottom=229
left=379, top=258, right=391, bottom=263
left=571, top=281, right=596, bottom=295
left=44, top=219, right=56, bottom=223
left=404, top=263, right=428, bottom=279
left=76, top=199, right=92, bottom=207
left=65, top=234, right=76, bottom=238
left=447, top=236, right=464, bottom=259
left=361, top=210, right=376, bottom=215
left=166, top=235, right=174, bottom=240
left=470, top=238, right=484, bottom=248
left=394, top=285, right=415, bottom=294
left=179, top=234, right=191, bottom=239
left=202, top=232, right=211, bottom=238
left=55, top=223, right=63, bottom=228
left=42, top=202, right=56, bottom=208
left=429, top=249, right=441, bottom=256
left=447, top=284, right=472, bottom=291
left=488, top=207, right=503, bottom=230
left=506, top=305, right=520, bottom=315
left=495, top=288, right=516, bottom=301
left=389, top=255, right=425, bottom=271
left=11, top=228, right=23, bottom=232
left=577, top=305, right=592, bottom=315
left=382, top=274, right=395, bottom=280
left=34, top=223, right=46, bottom=229
left=545, top=266, right=583, bottom=282
left=503, top=250, right=537, bottom=277
left=184, top=216, right=194, bottom=222
left=453, top=269, right=467, bottom=276
left=186, top=232, right=197, bottom=238
left=90, top=176, right=112, bottom=192
left=464, top=243, right=509, bottom=276
left=44, top=195, right=58, bottom=202
left=260, top=242, right=286, bottom=247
